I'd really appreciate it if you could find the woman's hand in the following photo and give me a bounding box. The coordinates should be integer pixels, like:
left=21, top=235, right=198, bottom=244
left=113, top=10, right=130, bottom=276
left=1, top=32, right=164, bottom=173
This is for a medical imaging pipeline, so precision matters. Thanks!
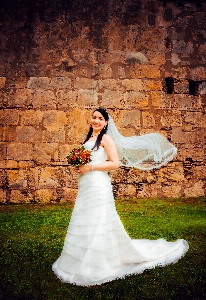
left=74, top=165, right=92, bottom=175
left=79, top=164, right=92, bottom=175
left=73, top=165, right=91, bottom=176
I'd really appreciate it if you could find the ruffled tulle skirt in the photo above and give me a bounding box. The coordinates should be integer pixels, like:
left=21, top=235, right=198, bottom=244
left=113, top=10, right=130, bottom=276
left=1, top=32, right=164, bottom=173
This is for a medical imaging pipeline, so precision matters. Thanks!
left=52, top=171, right=189, bottom=286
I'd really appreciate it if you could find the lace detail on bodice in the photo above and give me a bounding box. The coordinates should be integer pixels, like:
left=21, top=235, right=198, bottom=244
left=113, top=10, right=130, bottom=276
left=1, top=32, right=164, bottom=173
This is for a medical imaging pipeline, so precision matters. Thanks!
left=84, top=141, right=107, bottom=164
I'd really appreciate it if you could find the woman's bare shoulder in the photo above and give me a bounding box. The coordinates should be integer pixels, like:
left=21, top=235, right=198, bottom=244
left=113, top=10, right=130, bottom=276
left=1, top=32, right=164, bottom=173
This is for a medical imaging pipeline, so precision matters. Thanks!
left=101, top=134, right=115, bottom=146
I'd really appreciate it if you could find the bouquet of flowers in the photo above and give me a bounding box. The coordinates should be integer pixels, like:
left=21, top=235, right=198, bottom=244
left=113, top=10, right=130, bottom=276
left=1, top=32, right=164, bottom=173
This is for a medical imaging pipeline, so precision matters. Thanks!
left=66, top=146, right=92, bottom=167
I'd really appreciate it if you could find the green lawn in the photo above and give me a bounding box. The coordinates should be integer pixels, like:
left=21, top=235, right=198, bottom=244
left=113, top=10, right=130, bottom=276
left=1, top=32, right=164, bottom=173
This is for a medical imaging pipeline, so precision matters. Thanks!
left=0, top=198, right=205, bottom=300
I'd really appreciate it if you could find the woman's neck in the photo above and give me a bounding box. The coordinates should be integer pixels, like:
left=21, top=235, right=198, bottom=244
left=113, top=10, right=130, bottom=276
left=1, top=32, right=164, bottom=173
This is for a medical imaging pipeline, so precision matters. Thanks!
left=92, top=131, right=100, bottom=137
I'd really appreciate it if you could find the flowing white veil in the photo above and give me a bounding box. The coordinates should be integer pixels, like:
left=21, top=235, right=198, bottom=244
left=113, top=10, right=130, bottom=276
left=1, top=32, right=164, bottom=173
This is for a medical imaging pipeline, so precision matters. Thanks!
left=107, top=114, right=177, bottom=170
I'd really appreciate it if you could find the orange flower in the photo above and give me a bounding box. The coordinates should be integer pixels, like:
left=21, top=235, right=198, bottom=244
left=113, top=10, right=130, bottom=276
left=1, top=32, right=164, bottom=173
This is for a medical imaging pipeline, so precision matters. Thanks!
left=66, top=146, right=92, bottom=167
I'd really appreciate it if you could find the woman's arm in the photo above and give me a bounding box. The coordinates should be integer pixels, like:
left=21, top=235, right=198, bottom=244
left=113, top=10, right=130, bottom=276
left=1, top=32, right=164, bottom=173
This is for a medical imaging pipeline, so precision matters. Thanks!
left=79, top=134, right=120, bottom=174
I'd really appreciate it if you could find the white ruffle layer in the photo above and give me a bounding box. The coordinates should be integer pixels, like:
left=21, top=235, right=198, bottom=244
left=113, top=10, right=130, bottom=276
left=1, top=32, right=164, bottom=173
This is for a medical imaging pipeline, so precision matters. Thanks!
left=52, top=142, right=189, bottom=286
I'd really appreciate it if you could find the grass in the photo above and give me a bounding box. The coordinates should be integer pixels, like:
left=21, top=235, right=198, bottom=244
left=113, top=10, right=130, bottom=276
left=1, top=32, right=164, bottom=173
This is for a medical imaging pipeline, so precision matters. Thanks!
left=0, top=197, right=205, bottom=300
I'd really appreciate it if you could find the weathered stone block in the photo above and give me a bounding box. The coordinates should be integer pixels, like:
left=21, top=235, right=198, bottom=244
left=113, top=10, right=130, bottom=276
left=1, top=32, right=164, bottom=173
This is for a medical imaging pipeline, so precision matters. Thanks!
left=110, top=168, right=127, bottom=184
left=122, top=79, right=143, bottom=91
left=5, top=160, right=18, bottom=168
left=183, top=111, right=206, bottom=131
left=118, top=127, right=137, bottom=136
left=189, top=66, right=206, bottom=81
left=0, top=189, right=7, bottom=203
left=0, top=161, right=5, bottom=168
left=16, top=126, right=42, bottom=142
left=119, top=110, right=141, bottom=129
left=50, top=76, right=71, bottom=89
left=42, top=111, right=67, bottom=126
left=0, top=94, right=4, bottom=108
left=7, top=169, right=27, bottom=189
left=7, top=143, right=33, bottom=160
left=157, top=162, right=185, bottom=183
left=98, top=64, right=112, bottom=78
left=56, top=90, right=78, bottom=108
left=171, top=127, right=186, bottom=143
left=74, top=77, right=97, bottom=89
left=149, top=53, right=166, bottom=66
left=192, top=165, right=206, bottom=179
left=161, top=110, right=182, bottom=127
left=199, top=82, right=206, bottom=95
left=9, top=190, right=33, bottom=203
left=117, top=66, right=126, bottom=79
left=42, top=127, right=65, bottom=143
left=38, top=167, right=61, bottom=189
left=0, top=126, right=3, bottom=139
left=27, top=77, right=51, bottom=89
left=184, top=111, right=203, bottom=125
left=151, top=92, right=170, bottom=108
left=34, top=143, right=59, bottom=163
left=0, top=77, right=6, bottom=89
left=177, top=144, right=205, bottom=161
left=142, top=111, right=156, bottom=128
left=131, top=65, right=161, bottom=79
left=18, top=161, right=34, bottom=168
left=161, top=184, right=182, bottom=198
left=0, top=142, right=7, bottom=160
left=192, top=129, right=205, bottom=143
left=124, top=91, right=149, bottom=108
left=0, top=109, right=19, bottom=125
left=8, top=89, right=32, bottom=107
left=0, top=89, right=11, bottom=107
left=126, top=169, right=154, bottom=184
left=184, top=181, right=205, bottom=197
left=1, top=126, right=16, bottom=142
left=171, top=95, right=202, bottom=110
left=137, top=183, right=158, bottom=198
left=78, top=89, right=98, bottom=106
left=77, top=66, right=89, bottom=78
left=29, top=167, right=39, bottom=187
left=143, top=80, right=162, bottom=91
left=0, top=170, right=6, bottom=187
left=32, top=90, right=56, bottom=109
left=174, top=81, right=189, bottom=94
left=42, top=110, right=58, bottom=126
left=20, top=110, right=43, bottom=126
left=98, top=79, right=122, bottom=91
left=62, top=166, right=78, bottom=189
left=171, top=127, right=204, bottom=144
left=102, top=90, right=122, bottom=107
left=35, top=189, right=58, bottom=203
left=114, top=183, right=137, bottom=198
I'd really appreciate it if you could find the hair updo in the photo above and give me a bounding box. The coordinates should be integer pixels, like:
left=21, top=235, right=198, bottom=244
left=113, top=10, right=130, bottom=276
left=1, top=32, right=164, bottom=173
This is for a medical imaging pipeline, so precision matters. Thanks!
left=83, top=108, right=109, bottom=150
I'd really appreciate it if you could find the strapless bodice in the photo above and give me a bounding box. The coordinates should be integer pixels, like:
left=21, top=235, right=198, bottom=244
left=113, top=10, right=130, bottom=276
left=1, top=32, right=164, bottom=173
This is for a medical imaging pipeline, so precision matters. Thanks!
left=84, top=141, right=107, bottom=164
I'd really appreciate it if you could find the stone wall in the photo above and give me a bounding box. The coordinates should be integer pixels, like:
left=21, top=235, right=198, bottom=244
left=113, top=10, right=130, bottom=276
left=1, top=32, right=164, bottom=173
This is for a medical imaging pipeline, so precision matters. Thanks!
left=0, top=0, right=205, bottom=203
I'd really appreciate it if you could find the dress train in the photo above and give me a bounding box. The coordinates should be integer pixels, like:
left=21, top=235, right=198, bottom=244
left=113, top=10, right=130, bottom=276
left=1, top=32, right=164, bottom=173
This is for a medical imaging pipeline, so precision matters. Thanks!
left=52, top=141, right=189, bottom=286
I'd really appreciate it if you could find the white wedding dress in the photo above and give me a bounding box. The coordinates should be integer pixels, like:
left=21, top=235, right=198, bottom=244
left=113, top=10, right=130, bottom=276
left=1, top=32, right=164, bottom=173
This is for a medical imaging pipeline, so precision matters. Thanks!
left=52, top=141, right=189, bottom=286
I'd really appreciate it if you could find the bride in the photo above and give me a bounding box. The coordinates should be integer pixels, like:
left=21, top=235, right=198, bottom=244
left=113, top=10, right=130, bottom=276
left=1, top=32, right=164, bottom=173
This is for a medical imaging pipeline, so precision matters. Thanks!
left=52, top=107, right=189, bottom=286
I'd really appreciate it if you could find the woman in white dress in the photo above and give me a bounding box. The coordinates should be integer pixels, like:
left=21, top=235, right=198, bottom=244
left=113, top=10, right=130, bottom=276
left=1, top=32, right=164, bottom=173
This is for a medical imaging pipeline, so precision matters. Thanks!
left=52, top=108, right=189, bottom=286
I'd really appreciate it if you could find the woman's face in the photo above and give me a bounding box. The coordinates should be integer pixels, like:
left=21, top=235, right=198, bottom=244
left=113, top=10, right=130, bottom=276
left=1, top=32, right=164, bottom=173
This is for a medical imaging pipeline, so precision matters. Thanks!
left=91, top=110, right=108, bottom=133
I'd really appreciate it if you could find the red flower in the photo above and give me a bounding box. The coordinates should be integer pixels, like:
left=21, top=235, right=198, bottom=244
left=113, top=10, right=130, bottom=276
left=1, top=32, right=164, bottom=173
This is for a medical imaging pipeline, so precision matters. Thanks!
left=66, top=146, right=92, bottom=167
